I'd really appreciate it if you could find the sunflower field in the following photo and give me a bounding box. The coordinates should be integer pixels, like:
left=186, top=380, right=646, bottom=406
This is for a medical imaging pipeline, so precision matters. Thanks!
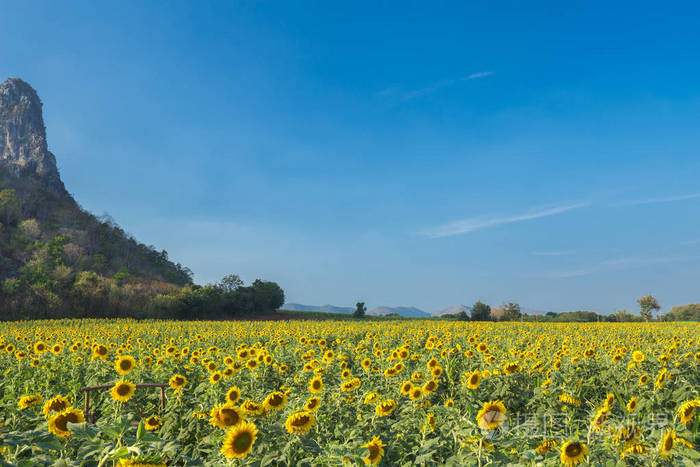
left=0, top=319, right=698, bottom=466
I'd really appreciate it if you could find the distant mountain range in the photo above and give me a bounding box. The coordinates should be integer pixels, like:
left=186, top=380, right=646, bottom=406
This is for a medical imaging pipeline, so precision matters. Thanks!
left=431, top=304, right=472, bottom=317
left=283, top=302, right=549, bottom=318
left=367, top=306, right=430, bottom=318
left=282, top=303, right=355, bottom=314
left=284, top=303, right=441, bottom=318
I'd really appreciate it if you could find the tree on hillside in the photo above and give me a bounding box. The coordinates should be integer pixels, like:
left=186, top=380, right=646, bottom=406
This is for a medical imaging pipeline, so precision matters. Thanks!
left=471, top=301, right=492, bottom=321
left=219, top=274, right=243, bottom=293
left=354, top=302, right=366, bottom=318
left=251, top=279, right=285, bottom=313
left=637, top=295, right=660, bottom=321
left=503, top=302, right=522, bottom=321
left=0, top=189, right=20, bottom=226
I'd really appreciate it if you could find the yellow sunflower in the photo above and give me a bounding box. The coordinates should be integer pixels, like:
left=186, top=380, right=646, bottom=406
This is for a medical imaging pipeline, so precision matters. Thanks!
left=626, top=397, right=638, bottom=412
left=476, top=400, right=506, bottom=430
left=677, top=400, right=698, bottom=424
left=110, top=379, right=136, bottom=403
left=464, top=370, right=481, bottom=390
left=305, top=396, right=321, bottom=412
left=221, top=421, right=258, bottom=459
left=632, top=351, right=644, bottom=363
left=43, top=395, right=70, bottom=418
left=560, top=441, right=588, bottom=466
left=241, top=400, right=264, bottom=415
left=262, top=391, right=288, bottom=412
left=535, top=439, right=557, bottom=454
left=375, top=399, right=396, bottom=417
left=210, top=404, right=245, bottom=429
left=654, top=368, right=667, bottom=389
left=209, top=371, right=223, bottom=384
left=48, top=407, right=85, bottom=438
left=361, top=436, right=386, bottom=465
left=115, top=355, right=136, bottom=375
left=309, top=376, right=323, bottom=394
left=285, top=410, right=316, bottom=434
left=18, top=394, right=42, bottom=410
left=225, top=386, right=241, bottom=405
left=169, top=374, right=187, bottom=390
left=144, top=415, right=162, bottom=431
left=660, top=429, right=675, bottom=456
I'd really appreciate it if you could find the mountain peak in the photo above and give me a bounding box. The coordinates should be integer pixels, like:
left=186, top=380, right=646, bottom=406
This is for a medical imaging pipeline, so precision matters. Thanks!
left=0, top=77, right=65, bottom=194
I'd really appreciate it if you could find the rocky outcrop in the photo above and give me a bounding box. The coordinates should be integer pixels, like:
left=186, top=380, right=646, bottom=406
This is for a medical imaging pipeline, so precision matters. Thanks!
left=0, top=78, right=66, bottom=194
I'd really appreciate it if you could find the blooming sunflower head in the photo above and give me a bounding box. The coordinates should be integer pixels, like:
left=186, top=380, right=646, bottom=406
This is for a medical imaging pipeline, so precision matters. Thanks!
left=221, top=421, right=258, bottom=459
left=309, top=376, right=323, bottom=394
left=48, top=407, right=85, bottom=438
left=660, top=429, right=675, bottom=456
left=375, top=399, right=396, bottom=417
left=361, top=436, right=386, bottom=465
left=677, top=400, right=698, bottom=424
left=285, top=410, right=316, bottom=434
left=144, top=415, right=162, bottom=431
left=18, top=394, right=43, bottom=410
left=115, top=355, right=136, bottom=375
left=464, top=371, right=481, bottom=390
left=476, top=400, right=507, bottom=430
left=263, top=391, right=288, bottom=412
left=305, top=396, right=321, bottom=412
left=110, top=379, right=136, bottom=403
left=241, top=400, right=264, bottom=415
left=560, top=441, right=588, bottom=466
left=210, top=404, right=245, bottom=429
left=43, top=395, right=70, bottom=418
left=169, top=374, right=187, bottom=390
left=225, top=386, right=241, bottom=405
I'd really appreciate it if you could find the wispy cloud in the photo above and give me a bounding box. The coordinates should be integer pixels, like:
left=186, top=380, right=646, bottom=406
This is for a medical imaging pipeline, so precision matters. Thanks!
left=390, top=71, right=494, bottom=102
left=682, top=239, right=700, bottom=246
left=532, top=250, right=576, bottom=256
left=422, top=203, right=588, bottom=238
left=613, top=192, right=700, bottom=207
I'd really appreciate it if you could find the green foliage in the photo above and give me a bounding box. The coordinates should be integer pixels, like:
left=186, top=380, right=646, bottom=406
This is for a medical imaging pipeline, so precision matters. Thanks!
left=637, top=294, right=661, bottom=321
left=470, top=301, right=491, bottom=321
left=502, top=302, right=521, bottom=321
left=353, top=301, right=366, bottom=318
left=0, top=188, right=20, bottom=225
left=113, top=266, right=131, bottom=285
left=662, top=303, right=700, bottom=321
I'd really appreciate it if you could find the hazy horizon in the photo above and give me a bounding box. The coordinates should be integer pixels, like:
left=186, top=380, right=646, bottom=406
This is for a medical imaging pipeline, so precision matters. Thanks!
left=2, top=1, right=699, bottom=313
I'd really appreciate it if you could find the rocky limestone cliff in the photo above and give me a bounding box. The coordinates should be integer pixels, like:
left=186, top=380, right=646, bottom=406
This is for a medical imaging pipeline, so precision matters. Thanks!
left=0, top=78, right=66, bottom=194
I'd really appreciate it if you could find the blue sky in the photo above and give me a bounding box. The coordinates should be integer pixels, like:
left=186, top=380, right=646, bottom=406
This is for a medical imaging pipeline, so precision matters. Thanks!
left=2, top=1, right=700, bottom=313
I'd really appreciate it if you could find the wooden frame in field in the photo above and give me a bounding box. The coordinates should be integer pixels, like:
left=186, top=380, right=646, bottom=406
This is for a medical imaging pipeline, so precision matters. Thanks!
left=81, top=383, right=168, bottom=423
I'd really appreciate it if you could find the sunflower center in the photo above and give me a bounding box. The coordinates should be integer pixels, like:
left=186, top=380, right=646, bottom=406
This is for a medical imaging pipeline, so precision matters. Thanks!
left=54, top=414, right=69, bottom=432
left=565, top=443, right=582, bottom=457
left=292, top=415, right=310, bottom=427
left=663, top=436, right=674, bottom=451
left=120, top=361, right=131, bottom=370
left=233, top=432, right=252, bottom=453
left=269, top=394, right=283, bottom=406
left=116, top=384, right=131, bottom=396
left=50, top=400, right=67, bottom=412
left=220, top=409, right=240, bottom=425
left=367, top=444, right=380, bottom=460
